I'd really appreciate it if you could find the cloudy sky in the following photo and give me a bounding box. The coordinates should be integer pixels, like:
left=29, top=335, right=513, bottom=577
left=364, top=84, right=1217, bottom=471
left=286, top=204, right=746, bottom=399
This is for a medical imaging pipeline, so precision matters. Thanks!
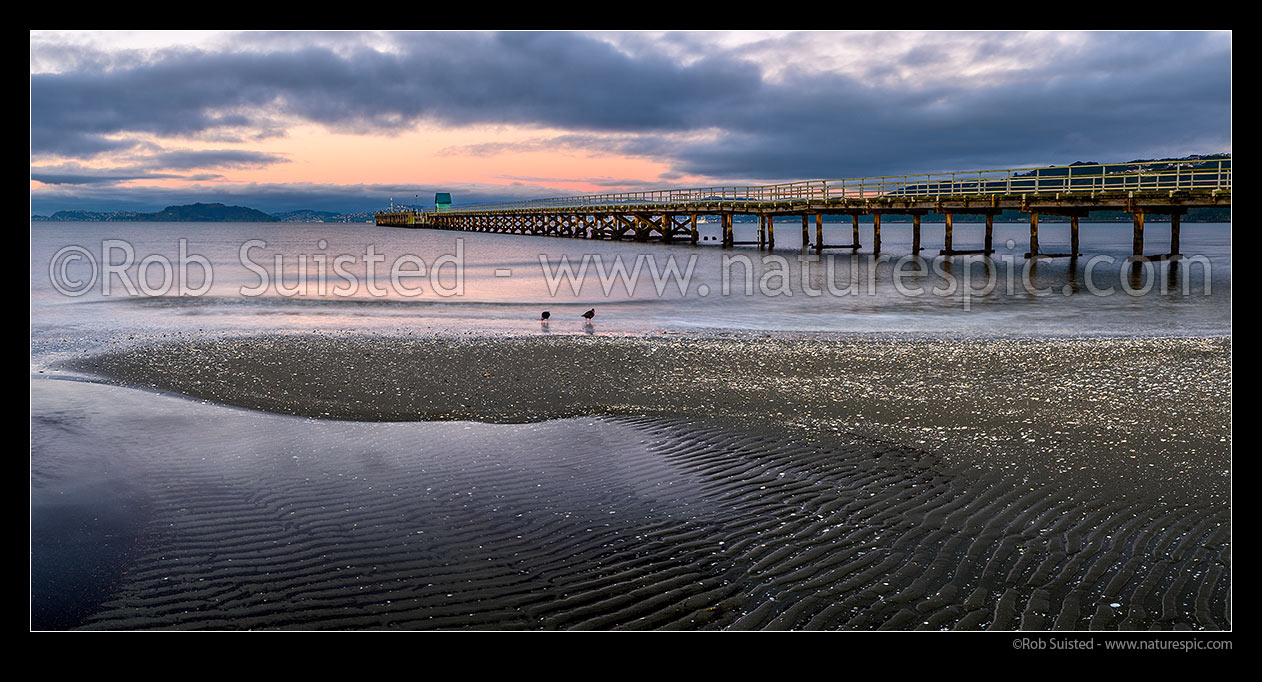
left=30, top=30, right=1231, bottom=215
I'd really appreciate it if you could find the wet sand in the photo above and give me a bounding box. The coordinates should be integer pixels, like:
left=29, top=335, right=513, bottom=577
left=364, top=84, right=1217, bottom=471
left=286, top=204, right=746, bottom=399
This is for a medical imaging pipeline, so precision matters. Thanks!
left=42, top=333, right=1231, bottom=630
left=64, top=333, right=1231, bottom=494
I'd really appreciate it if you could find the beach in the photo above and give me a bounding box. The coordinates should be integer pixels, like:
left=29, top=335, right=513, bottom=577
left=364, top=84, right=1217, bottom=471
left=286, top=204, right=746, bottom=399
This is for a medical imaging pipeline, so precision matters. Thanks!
left=30, top=220, right=1232, bottom=631
left=29, top=28, right=1234, bottom=636
left=35, top=331, right=1230, bottom=630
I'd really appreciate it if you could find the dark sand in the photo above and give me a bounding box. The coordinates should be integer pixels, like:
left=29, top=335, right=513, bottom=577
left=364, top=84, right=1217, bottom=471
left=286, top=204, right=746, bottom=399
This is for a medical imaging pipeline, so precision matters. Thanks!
left=45, top=333, right=1231, bottom=630
left=65, top=333, right=1230, bottom=494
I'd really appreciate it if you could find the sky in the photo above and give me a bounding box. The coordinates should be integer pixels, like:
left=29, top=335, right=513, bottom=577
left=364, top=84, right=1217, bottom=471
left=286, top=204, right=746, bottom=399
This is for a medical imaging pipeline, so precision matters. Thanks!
left=30, top=30, right=1232, bottom=215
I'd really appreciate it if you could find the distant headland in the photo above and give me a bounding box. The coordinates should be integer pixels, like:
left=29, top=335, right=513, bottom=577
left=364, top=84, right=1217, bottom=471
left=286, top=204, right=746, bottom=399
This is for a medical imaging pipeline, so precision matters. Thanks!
left=31, top=203, right=376, bottom=223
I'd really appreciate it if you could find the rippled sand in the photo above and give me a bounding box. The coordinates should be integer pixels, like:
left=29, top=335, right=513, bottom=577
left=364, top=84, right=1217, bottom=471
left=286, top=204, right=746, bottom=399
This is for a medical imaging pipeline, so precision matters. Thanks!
left=35, top=333, right=1231, bottom=630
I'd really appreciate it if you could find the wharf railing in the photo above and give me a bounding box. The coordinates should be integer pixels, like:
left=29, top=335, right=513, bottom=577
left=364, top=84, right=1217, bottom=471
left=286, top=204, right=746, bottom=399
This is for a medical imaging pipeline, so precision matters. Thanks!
left=379, top=158, right=1230, bottom=219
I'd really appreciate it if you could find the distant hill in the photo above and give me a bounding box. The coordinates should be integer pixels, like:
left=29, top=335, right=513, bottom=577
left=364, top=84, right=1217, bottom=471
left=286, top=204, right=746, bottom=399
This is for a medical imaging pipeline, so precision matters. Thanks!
left=32, top=203, right=376, bottom=223
left=34, top=202, right=279, bottom=222
left=150, top=203, right=278, bottom=222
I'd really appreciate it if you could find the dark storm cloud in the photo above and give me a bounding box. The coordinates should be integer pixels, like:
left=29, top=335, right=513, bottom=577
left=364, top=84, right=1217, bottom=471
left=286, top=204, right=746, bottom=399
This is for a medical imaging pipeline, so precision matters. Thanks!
left=31, top=30, right=1230, bottom=193
left=30, top=130, right=145, bottom=158
left=30, top=147, right=287, bottom=189
left=31, top=149, right=287, bottom=186
left=295, top=31, right=758, bottom=132
left=31, top=31, right=758, bottom=158
left=663, top=32, right=1231, bottom=179
left=140, top=149, right=288, bottom=170
left=31, top=170, right=182, bottom=185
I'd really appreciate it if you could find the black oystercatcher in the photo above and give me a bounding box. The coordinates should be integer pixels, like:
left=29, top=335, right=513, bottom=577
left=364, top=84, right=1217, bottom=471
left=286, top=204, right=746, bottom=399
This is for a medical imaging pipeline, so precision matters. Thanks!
left=581, top=308, right=595, bottom=321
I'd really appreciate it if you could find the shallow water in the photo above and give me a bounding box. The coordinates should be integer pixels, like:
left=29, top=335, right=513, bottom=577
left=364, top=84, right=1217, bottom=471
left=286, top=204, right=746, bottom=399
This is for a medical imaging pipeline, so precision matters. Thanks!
left=31, top=221, right=1231, bottom=359
left=32, top=378, right=1230, bottom=630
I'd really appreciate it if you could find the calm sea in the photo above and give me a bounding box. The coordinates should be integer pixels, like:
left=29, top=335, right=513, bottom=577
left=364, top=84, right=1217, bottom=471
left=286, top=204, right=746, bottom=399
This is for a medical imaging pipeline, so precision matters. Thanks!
left=31, top=219, right=1231, bottom=359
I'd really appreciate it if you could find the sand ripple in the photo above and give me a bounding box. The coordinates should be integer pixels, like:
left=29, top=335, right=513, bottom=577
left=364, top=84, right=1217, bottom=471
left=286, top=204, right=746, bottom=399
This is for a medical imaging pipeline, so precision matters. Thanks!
left=37, top=381, right=1228, bottom=631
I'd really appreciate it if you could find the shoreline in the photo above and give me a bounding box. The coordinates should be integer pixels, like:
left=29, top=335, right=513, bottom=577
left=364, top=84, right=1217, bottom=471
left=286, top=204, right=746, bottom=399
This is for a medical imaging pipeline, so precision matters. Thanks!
left=38, top=331, right=1232, bottom=630
left=61, top=332, right=1230, bottom=495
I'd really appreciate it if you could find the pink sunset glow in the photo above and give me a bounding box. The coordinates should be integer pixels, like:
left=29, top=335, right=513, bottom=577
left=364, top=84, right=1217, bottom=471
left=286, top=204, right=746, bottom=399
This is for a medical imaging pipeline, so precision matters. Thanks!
left=30, top=30, right=1231, bottom=216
